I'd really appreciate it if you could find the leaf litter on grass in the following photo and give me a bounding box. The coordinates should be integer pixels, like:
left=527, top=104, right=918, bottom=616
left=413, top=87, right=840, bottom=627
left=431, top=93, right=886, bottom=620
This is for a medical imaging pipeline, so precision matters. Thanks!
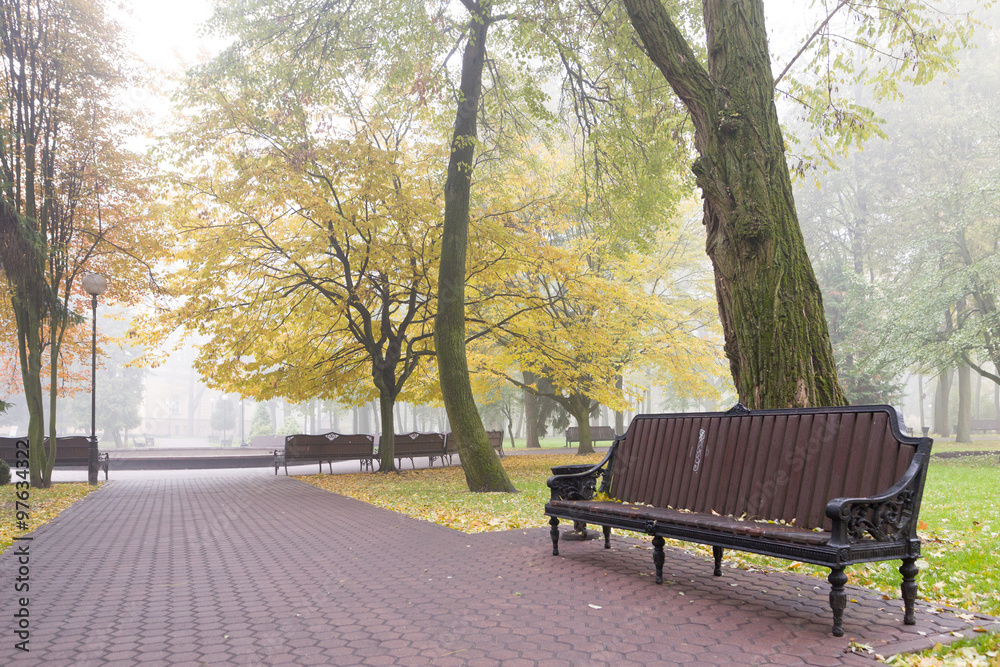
left=0, top=482, right=103, bottom=554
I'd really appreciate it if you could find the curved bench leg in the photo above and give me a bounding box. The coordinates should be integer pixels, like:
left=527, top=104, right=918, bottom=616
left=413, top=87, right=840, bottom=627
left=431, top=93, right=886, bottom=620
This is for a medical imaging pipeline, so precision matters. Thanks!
left=712, top=546, right=723, bottom=576
left=828, top=567, right=848, bottom=637
left=603, top=525, right=611, bottom=549
left=549, top=517, right=560, bottom=556
left=900, top=558, right=918, bottom=625
left=652, top=536, right=665, bottom=584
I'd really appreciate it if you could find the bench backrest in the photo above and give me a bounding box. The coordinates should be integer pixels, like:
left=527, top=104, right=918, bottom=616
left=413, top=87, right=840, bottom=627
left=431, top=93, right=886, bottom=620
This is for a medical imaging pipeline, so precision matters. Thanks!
left=608, top=406, right=921, bottom=531
left=394, top=432, right=447, bottom=457
left=285, top=433, right=375, bottom=459
left=566, top=426, right=617, bottom=443
left=0, top=436, right=94, bottom=465
left=443, top=431, right=503, bottom=455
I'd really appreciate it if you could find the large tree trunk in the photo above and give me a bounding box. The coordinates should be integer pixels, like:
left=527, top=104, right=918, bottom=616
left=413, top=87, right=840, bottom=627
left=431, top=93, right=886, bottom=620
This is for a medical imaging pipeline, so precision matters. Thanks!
left=434, top=1, right=515, bottom=492
left=620, top=0, right=847, bottom=409
left=523, top=370, right=541, bottom=448
left=934, top=368, right=952, bottom=437
left=377, top=392, right=397, bottom=473
left=956, top=363, right=971, bottom=443
left=569, top=395, right=595, bottom=455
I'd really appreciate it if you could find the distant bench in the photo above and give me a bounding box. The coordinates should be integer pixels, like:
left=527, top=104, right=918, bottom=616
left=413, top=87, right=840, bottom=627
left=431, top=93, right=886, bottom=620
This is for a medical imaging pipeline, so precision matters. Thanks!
left=443, top=430, right=505, bottom=464
left=392, top=432, right=450, bottom=469
left=565, top=425, right=617, bottom=446
left=545, top=404, right=932, bottom=637
left=0, top=436, right=109, bottom=480
left=275, top=433, right=376, bottom=475
left=971, top=419, right=1000, bottom=434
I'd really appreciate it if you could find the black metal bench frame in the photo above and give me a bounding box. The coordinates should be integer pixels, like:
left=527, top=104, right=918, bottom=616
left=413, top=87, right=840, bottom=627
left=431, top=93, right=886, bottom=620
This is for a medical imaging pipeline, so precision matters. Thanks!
left=544, top=404, right=932, bottom=637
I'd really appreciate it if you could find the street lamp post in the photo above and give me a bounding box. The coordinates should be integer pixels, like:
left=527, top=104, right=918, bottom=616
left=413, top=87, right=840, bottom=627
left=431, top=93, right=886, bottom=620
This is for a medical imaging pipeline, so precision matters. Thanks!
left=82, top=273, right=107, bottom=486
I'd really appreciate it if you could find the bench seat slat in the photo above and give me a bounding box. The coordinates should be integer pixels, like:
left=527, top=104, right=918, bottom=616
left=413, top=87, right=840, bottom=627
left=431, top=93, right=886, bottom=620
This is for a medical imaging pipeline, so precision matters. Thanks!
left=547, top=499, right=831, bottom=546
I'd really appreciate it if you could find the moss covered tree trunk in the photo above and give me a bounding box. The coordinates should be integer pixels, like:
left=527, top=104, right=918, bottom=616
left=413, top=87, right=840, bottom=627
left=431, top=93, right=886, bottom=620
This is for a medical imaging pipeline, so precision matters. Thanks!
left=567, top=394, right=595, bottom=455
left=434, top=0, right=516, bottom=492
left=621, top=0, right=846, bottom=409
left=377, top=392, right=397, bottom=472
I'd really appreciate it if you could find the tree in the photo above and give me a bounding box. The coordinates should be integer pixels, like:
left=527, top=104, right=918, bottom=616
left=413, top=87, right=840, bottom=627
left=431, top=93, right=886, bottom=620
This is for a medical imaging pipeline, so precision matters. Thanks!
left=210, top=399, right=237, bottom=440
left=154, top=11, right=450, bottom=471
left=617, top=0, right=976, bottom=409
left=478, top=209, right=725, bottom=454
left=250, top=403, right=273, bottom=438
left=1, top=0, right=163, bottom=486
left=58, top=333, right=145, bottom=449
left=434, top=0, right=519, bottom=491
left=792, top=1, right=998, bottom=437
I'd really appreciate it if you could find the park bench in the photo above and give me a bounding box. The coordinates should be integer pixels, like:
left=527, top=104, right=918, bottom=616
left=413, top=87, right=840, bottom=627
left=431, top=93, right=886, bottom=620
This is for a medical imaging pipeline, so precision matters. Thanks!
left=544, top=404, right=932, bottom=637
left=392, top=432, right=448, bottom=469
left=565, top=425, right=617, bottom=447
left=0, top=436, right=110, bottom=480
left=442, top=430, right=505, bottom=464
left=970, top=418, right=1000, bottom=434
left=489, top=430, right=505, bottom=457
left=274, top=433, right=376, bottom=475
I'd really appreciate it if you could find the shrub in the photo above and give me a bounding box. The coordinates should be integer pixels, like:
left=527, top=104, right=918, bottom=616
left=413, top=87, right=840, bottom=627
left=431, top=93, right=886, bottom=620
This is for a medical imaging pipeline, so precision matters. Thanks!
left=0, top=459, right=10, bottom=485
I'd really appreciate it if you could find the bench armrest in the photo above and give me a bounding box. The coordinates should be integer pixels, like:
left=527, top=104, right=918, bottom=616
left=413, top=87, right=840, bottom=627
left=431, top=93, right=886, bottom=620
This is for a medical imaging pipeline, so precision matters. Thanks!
left=546, top=441, right=619, bottom=501
left=826, top=441, right=931, bottom=547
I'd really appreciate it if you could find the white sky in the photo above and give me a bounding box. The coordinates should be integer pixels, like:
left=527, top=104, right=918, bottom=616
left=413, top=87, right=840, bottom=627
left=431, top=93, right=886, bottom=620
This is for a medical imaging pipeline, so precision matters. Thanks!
left=117, top=0, right=217, bottom=75
left=114, top=0, right=815, bottom=113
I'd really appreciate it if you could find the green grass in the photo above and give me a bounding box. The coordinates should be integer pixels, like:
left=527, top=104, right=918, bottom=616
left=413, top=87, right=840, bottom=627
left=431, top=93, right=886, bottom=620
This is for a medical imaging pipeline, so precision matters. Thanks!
left=883, top=629, right=1000, bottom=666
left=931, top=436, right=1000, bottom=454
left=300, top=452, right=605, bottom=532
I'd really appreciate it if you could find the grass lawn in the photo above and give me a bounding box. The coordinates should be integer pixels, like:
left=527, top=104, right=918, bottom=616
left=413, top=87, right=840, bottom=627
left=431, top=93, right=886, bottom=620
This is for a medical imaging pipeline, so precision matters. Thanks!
left=301, top=452, right=606, bottom=532
left=300, top=451, right=1000, bottom=665
left=0, top=482, right=102, bottom=554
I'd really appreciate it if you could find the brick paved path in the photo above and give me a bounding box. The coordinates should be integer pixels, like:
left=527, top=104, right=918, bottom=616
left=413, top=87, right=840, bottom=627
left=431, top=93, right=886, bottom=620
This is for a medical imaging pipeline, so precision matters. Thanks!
left=2, top=475, right=996, bottom=666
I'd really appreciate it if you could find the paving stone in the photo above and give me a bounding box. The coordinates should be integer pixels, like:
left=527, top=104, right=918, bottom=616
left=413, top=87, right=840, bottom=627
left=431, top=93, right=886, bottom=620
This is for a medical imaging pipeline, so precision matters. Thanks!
left=0, top=473, right=994, bottom=666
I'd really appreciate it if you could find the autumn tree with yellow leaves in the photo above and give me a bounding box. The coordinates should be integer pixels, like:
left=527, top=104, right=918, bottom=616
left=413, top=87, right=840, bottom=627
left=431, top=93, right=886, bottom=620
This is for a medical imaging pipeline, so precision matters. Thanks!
left=473, top=205, right=726, bottom=454
left=0, top=0, right=165, bottom=487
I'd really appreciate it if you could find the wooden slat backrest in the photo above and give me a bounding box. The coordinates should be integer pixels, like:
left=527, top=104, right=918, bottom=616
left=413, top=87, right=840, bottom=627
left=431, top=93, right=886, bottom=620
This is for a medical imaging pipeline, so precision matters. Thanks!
left=0, top=437, right=23, bottom=463
left=566, top=426, right=617, bottom=442
left=50, top=436, right=92, bottom=463
left=285, top=432, right=374, bottom=459
left=609, top=406, right=916, bottom=530
left=327, top=433, right=375, bottom=458
left=0, top=436, right=93, bottom=464
left=393, top=432, right=447, bottom=457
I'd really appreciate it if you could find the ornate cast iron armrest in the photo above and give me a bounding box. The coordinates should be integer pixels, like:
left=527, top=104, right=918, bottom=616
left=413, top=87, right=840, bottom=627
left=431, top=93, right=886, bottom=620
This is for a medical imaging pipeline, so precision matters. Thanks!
left=546, top=442, right=619, bottom=501
left=826, top=466, right=927, bottom=547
